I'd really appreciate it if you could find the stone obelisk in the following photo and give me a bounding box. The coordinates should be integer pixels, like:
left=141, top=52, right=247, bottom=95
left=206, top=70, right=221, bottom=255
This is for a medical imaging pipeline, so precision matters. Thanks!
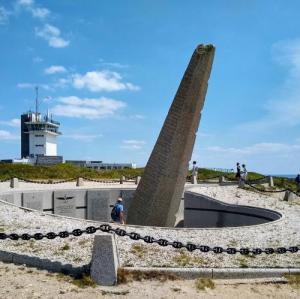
left=127, top=44, right=215, bottom=227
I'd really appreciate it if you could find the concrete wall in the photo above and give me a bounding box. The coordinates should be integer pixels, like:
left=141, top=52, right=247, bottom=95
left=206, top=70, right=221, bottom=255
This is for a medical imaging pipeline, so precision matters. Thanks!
left=184, top=191, right=281, bottom=228
left=0, top=188, right=135, bottom=222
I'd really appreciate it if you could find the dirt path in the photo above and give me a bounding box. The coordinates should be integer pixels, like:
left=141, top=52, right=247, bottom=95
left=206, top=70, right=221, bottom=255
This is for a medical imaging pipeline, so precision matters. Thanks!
left=0, top=262, right=299, bottom=299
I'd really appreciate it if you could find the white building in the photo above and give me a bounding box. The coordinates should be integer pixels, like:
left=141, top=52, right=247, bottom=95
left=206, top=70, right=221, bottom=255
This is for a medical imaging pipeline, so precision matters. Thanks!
left=21, top=111, right=62, bottom=164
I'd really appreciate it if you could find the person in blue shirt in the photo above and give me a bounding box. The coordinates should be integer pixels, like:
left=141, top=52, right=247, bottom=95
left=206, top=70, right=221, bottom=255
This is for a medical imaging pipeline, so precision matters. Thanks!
left=111, top=197, right=125, bottom=224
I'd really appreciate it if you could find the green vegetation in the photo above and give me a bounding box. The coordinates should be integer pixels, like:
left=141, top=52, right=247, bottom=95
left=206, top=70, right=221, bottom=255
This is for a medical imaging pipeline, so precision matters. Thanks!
left=195, top=278, right=215, bottom=291
left=117, top=268, right=178, bottom=284
left=56, top=272, right=96, bottom=288
left=194, top=168, right=265, bottom=182
left=284, top=274, right=300, bottom=288
left=0, top=162, right=143, bottom=180
left=274, top=177, right=298, bottom=192
left=0, top=162, right=297, bottom=191
left=60, top=244, right=70, bottom=251
left=173, top=250, right=204, bottom=266
left=130, top=243, right=148, bottom=258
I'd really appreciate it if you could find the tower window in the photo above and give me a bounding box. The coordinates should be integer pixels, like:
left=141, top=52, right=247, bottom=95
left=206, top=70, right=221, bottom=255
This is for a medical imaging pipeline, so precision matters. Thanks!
left=35, top=144, right=44, bottom=147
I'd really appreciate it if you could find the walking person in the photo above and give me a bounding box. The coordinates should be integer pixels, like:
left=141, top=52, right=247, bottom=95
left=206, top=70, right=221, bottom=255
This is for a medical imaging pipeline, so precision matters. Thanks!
left=241, top=164, right=248, bottom=181
left=235, top=162, right=241, bottom=181
left=295, top=174, right=300, bottom=192
left=111, top=196, right=125, bottom=224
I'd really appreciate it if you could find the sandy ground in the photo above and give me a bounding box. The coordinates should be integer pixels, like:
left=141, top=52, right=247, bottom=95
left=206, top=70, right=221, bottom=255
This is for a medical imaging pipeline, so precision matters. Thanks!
left=0, top=262, right=299, bottom=299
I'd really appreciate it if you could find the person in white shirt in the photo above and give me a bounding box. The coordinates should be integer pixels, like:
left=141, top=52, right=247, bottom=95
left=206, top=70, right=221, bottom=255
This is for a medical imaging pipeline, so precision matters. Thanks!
left=241, top=164, right=248, bottom=181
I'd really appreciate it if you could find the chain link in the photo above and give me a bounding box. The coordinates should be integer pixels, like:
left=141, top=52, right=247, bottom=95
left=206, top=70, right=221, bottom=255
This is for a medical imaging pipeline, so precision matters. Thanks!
left=244, top=181, right=300, bottom=197
left=18, top=177, right=76, bottom=184
left=82, top=177, right=120, bottom=184
left=0, top=224, right=298, bottom=255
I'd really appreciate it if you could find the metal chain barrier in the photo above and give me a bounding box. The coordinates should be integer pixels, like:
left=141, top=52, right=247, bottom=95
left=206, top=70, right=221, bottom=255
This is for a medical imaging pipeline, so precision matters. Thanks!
left=0, top=178, right=10, bottom=183
left=198, top=175, right=220, bottom=181
left=82, top=177, right=120, bottom=184
left=245, top=176, right=268, bottom=184
left=244, top=181, right=300, bottom=197
left=18, top=177, right=76, bottom=184
left=0, top=224, right=299, bottom=255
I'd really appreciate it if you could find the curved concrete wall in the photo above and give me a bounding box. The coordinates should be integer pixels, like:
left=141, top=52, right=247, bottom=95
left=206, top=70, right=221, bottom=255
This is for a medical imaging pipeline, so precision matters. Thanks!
left=184, top=191, right=281, bottom=228
left=0, top=188, right=281, bottom=228
left=0, top=188, right=135, bottom=222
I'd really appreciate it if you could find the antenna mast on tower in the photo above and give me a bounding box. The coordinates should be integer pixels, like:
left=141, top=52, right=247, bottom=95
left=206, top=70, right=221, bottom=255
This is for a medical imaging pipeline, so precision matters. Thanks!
left=35, top=86, right=39, bottom=117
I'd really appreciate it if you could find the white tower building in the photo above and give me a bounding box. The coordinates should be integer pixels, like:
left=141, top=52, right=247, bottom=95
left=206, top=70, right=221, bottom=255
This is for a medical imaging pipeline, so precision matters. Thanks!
left=26, top=112, right=61, bottom=157
left=20, top=87, right=62, bottom=165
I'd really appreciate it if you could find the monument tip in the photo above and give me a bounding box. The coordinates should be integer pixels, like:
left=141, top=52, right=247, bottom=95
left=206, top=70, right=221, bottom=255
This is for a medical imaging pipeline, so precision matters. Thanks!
left=196, top=44, right=215, bottom=53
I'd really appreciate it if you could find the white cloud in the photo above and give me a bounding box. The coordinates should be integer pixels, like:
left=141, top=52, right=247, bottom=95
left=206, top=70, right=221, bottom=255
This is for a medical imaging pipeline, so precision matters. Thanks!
left=18, top=0, right=50, bottom=19
left=17, top=83, right=52, bottom=91
left=121, top=140, right=145, bottom=150
left=130, top=114, right=146, bottom=120
left=51, top=96, right=126, bottom=119
left=240, top=39, right=300, bottom=131
left=63, top=134, right=103, bottom=142
left=33, top=56, right=43, bottom=63
left=44, top=65, right=67, bottom=75
left=0, top=130, right=19, bottom=140
left=0, top=6, right=10, bottom=24
left=18, top=0, right=34, bottom=6
left=72, top=70, right=140, bottom=92
left=0, top=119, right=20, bottom=127
left=201, top=142, right=300, bottom=173
left=30, top=7, right=50, bottom=19
left=54, top=78, right=71, bottom=88
left=101, top=62, right=129, bottom=69
left=35, top=24, right=69, bottom=48
left=206, top=142, right=300, bottom=156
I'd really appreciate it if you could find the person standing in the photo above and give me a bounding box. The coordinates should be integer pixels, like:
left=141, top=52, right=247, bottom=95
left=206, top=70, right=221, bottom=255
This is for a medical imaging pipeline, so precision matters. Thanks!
left=295, top=174, right=300, bottom=192
left=235, top=162, right=241, bottom=180
left=192, top=161, right=198, bottom=177
left=111, top=197, right=125, bottom=224
left=241, top=164, right=248, bottom=181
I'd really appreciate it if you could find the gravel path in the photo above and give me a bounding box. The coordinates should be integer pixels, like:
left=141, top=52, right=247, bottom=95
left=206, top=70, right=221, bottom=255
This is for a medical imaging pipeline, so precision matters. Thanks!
left=0, top=182, right=299, bottom=269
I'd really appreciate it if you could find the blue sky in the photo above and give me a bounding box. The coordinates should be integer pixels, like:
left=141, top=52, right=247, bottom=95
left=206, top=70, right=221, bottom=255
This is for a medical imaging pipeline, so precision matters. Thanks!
left=0, top=0, right=300, bottom=174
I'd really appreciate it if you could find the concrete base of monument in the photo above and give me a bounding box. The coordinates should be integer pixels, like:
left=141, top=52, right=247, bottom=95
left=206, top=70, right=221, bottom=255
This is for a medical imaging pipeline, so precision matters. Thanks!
left=0, top=181, right=284, bottom=229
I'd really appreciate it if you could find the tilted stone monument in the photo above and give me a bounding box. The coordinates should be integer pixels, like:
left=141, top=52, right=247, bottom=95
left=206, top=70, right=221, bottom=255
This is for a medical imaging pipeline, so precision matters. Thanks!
left=127, top=44, right=215, bottom=227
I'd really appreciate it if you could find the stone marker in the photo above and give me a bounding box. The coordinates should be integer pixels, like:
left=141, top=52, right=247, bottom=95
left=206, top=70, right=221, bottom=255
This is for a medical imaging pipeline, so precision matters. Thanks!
left=127, top=44, right=215, bottom=226
left=23, top=193, right=43, bottom=211
left=54, top=191, right=77, bottom=217
left=120, top=176, right=125, bottom=184
left=10, top=178, right=19, bottom=188
left=135, top=176, right=141, bottom=185
left=219, top=176, right=225, bottom=184
left=90, top=234, right=119, bottom=286
left=87, top=190, right=110, bottom=221
left=76, top=177, right=84, bottom=187
left=283, top=190, right=297, bottom=202
left=268, top=176, right=274, bottom=187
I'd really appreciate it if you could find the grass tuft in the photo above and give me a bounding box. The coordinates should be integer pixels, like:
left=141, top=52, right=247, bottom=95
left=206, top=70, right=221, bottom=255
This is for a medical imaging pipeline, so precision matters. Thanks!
left=284, top=274, right=300, bottom=288
left=117, top=268, right=178, bottom=284
left=195, top=278, right=215, bottom=291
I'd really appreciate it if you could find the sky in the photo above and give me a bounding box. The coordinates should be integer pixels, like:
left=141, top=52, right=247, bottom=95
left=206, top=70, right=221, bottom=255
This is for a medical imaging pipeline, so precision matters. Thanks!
left=0, top=0, right=300, bottom=174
